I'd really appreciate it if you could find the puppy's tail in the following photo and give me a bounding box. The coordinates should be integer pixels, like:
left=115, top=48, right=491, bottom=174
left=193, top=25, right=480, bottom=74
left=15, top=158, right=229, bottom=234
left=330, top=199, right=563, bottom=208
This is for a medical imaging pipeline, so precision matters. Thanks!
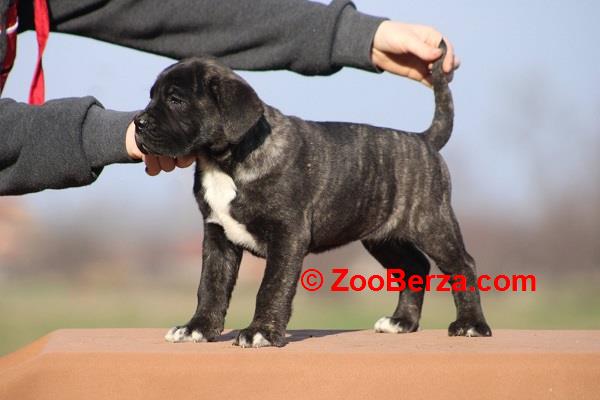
left=422, top=40, right=454, bottom=152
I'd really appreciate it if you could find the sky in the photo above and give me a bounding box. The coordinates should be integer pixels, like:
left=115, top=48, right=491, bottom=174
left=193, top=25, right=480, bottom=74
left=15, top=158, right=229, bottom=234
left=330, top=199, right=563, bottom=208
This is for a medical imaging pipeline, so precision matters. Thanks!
left=3, top=0, right=599, bottom=230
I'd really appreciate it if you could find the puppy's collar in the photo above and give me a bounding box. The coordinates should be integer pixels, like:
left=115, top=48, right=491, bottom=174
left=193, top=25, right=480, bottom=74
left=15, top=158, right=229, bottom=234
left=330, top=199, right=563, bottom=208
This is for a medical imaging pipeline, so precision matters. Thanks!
left=208, top=114, right=269, bottom=161
left=231, top=115, right=271, bottom=162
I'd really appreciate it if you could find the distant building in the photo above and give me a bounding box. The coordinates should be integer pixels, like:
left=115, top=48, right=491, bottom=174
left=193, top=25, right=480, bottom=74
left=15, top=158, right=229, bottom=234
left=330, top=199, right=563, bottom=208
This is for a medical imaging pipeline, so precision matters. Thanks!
left=0, top=199, right=34, bottom=259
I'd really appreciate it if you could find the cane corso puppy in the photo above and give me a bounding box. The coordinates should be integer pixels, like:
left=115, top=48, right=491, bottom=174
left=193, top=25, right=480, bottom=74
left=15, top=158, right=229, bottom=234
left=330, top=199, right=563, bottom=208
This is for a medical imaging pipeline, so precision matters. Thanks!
left=134, top=41, right=491, bottom=347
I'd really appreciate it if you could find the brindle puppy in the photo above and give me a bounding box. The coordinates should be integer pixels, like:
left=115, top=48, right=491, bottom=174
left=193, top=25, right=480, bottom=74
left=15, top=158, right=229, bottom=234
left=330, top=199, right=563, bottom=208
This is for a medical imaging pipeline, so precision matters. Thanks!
left=135, top=41, right=491, bottom=348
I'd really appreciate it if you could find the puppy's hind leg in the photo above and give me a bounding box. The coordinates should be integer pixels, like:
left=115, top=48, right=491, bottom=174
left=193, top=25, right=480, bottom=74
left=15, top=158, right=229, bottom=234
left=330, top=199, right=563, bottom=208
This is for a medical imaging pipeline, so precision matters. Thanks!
left=362, top=240, right=430, bottom=334
left=414, top=206, right=492, bottom=337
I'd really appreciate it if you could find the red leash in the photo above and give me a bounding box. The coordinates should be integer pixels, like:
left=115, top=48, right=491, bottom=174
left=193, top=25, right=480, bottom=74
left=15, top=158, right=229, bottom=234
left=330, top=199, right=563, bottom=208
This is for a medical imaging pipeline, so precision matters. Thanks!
left=0, top=0, right=49, bottom=104
left=29, top=0, right=49, bottom=104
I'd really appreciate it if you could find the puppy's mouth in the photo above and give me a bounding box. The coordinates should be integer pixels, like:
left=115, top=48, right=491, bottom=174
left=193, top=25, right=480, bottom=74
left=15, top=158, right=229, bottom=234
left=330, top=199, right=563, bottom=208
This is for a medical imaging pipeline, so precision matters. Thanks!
left=135, top=133, right=191, bottom=158
left=135, top=134, right=150, bottom=155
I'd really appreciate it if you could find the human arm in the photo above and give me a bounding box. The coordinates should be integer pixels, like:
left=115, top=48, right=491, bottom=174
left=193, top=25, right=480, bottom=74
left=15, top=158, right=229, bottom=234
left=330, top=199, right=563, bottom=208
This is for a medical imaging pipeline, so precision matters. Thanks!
left=31, top=0, right=459, bottom=85
left=18, top=0, right=386, bottom=76
left=0, top=97, right=136, bottom=195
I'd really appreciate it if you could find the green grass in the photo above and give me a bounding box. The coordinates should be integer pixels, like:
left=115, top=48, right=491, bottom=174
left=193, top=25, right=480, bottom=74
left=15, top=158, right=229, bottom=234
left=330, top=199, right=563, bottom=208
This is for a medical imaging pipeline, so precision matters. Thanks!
left=1, top=277, right=599, bottom=356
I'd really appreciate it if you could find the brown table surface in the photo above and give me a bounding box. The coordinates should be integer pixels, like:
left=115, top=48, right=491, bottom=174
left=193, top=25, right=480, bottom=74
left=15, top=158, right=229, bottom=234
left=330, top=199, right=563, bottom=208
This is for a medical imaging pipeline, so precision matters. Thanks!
left=1, top=329, right=599, bottom=399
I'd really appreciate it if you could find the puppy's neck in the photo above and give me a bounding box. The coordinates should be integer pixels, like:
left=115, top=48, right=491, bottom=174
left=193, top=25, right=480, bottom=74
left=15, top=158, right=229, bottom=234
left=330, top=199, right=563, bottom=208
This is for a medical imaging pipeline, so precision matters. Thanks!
left=207, top=114, right=271, bottom=173
left=232, top=116, right=272, bottom=163
left=200, top=106, right=292, bottom=185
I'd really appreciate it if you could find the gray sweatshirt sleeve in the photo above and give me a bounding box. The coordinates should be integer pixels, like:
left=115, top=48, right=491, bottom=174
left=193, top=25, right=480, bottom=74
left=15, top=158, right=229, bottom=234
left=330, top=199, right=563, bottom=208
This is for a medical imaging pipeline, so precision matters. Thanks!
left=20, top=0, right=386, bottom=75
left=0, top=97, right=136, bottom=195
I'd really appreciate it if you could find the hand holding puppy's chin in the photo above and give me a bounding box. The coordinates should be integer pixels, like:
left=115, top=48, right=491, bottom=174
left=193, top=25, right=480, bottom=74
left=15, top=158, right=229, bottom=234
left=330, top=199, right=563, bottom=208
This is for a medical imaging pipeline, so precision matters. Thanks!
left=125, top=121, right=195, bottom=176
left=143, top=154, right=196, bottom=176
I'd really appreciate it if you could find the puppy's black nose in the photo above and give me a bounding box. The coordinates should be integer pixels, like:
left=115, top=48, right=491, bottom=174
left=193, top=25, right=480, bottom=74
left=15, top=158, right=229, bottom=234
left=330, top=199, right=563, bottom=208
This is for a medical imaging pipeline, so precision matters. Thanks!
left=134, top=116, right=148, bottom=131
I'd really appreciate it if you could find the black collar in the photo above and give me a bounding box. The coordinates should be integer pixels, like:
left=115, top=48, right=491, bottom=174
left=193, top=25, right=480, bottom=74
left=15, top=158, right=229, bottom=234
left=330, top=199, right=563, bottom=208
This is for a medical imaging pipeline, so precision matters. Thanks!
left=208, top=115, right=272, bottom=169
left=231, top=115, right=271, bottom=162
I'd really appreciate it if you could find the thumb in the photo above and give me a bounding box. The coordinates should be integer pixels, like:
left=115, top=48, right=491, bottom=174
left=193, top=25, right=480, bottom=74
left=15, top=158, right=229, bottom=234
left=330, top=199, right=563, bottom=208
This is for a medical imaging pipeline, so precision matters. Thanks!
left=405, top=37, right=442, bottom=61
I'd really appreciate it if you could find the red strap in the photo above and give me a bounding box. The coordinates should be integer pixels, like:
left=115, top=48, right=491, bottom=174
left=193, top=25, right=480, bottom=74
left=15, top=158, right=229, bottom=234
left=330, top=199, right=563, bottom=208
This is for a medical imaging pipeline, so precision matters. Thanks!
left=28, top=0, right=49, bottom=105
left=0, top=1, right=18, bottom=94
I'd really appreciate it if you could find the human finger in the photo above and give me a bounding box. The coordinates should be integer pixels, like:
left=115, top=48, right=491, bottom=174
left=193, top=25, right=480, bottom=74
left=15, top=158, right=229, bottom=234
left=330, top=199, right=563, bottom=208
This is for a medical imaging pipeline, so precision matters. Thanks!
left=404, top=35, right=443, bottom=62
left=143, top=155, right=161, bottom=176
left=158, top=156, right=176, bottom=172
left=442, top=38, right=457, bottom=73
left=175, top=155, right=195, bottom=168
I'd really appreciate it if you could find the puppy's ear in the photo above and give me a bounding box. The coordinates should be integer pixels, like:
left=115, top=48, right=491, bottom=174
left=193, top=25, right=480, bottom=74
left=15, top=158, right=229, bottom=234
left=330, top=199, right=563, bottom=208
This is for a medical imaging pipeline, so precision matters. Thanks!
left=209, top=75, right=264, bottom=143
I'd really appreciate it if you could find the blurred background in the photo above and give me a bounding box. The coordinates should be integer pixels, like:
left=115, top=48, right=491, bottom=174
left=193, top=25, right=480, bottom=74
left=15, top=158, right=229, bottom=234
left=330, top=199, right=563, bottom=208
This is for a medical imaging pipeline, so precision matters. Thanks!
left=1, top=0, right=599, bottom=355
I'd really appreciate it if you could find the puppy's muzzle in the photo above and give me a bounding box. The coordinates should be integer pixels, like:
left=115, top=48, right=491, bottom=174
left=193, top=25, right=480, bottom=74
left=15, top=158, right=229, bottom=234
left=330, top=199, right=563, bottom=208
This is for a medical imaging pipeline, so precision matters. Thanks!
left=134, top=114, right=150, bottom=154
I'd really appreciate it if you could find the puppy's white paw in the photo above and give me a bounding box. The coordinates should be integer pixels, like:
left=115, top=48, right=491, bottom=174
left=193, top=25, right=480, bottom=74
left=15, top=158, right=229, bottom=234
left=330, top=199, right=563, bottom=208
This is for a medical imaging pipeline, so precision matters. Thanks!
left=374, top=317, right=406, bottom=333
left=237, top=332, right=272, bottom=348
left=465, top=327, right=478, bottom=337
left=164, top=326, right=206, bottom=343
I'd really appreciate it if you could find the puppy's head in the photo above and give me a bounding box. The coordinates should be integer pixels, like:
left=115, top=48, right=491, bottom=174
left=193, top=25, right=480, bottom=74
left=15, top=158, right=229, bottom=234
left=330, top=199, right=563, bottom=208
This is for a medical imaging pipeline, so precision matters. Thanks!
left=134, top=57, right=264, bottom=157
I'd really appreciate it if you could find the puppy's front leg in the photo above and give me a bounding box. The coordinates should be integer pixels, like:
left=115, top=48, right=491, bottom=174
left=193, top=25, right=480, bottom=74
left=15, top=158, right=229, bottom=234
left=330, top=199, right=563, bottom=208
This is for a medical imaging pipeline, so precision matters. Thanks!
left=235, top=237, right=308, bottom=348
left=165, top=223, right=243, bottom=343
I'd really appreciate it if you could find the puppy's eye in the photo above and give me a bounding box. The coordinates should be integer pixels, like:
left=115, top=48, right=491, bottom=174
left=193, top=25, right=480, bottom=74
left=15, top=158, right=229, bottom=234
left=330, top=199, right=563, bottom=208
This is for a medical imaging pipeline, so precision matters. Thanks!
left=168, top=95, right=183, bottom=105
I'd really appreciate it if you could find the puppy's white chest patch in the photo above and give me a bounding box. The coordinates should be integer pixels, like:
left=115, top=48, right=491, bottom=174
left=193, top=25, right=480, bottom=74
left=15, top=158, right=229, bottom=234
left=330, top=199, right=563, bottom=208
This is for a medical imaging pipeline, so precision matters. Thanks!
left=201, top=163, right=259, bottom=251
